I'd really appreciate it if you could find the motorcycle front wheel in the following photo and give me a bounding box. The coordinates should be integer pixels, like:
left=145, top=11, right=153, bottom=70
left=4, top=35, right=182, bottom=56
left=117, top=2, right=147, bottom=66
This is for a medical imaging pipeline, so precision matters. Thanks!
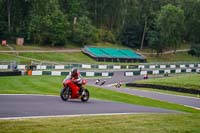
left=60, top=87, right=70, bottom=101
left=81, top=89, right=89, bottom=102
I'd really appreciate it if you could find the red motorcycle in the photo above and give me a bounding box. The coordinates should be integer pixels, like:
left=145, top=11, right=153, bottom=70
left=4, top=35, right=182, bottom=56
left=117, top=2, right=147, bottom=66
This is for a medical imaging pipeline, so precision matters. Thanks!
left=60, top=78, right=89, bottom=102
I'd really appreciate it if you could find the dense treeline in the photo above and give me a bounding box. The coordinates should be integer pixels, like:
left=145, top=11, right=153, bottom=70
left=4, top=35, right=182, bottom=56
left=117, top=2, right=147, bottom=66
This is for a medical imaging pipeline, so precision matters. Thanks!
left=0, top=0, right=200, bottom=55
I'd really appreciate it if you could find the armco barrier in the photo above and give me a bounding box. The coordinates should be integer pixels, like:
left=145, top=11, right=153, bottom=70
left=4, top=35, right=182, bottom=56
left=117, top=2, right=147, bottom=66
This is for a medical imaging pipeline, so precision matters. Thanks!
left=126, top=83, right=200, bottom=94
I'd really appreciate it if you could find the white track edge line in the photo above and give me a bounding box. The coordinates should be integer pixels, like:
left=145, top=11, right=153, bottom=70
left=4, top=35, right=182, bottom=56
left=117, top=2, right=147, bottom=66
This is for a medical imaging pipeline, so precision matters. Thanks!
left=111, top=85, right=200, bottom=100
left=0, top=112, right=171, bottom=120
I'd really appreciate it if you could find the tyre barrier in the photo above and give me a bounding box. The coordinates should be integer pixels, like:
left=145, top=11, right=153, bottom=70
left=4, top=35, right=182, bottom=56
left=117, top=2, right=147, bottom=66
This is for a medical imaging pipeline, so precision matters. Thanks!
left=0, top=71, right=21, bottom=76
left=126, top=83, right=200, bottom=95
left=0, top=70, right=113, bottom=77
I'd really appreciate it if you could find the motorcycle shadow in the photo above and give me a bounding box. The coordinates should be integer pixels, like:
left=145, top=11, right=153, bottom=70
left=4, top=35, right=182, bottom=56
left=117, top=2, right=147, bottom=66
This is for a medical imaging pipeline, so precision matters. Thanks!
left=60, top=99, right=92, bottom=103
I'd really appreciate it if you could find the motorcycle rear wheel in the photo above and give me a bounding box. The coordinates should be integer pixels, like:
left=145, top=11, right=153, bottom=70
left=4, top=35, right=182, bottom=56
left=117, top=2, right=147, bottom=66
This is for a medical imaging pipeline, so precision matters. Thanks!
left=81, top=89, right=89, bottom=102
left=60, top=87, right=70, bottom=101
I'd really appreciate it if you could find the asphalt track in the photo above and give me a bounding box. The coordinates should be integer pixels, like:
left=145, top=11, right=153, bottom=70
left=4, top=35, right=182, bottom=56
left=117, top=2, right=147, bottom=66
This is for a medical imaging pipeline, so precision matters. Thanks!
left=0, top=95, right=177, bottom=119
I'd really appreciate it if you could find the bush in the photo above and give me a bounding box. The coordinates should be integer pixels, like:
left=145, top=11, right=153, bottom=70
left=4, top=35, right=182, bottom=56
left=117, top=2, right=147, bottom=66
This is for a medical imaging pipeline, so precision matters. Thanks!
left=188, top=44, right=200, bottom=57
left=100, top=29, right=116, bottom=43
left=119, top=25, right=143, bottom=48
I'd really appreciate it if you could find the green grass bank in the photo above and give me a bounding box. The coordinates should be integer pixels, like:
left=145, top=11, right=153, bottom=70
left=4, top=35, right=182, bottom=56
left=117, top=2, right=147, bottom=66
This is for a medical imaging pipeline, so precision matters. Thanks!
left=0, top=114, right=199, bottom=133
left=135, top=74, right=200, bottom=90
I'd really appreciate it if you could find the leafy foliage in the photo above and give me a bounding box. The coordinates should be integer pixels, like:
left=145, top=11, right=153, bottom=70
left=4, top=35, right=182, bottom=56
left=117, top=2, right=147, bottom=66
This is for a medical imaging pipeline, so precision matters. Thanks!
left=147, top=29, right=163, bottom=56
left=182, top=0, right=200, bottom=43
left=100, top=29, right=116, bottom=43
left=188, top=44, right=200, bottom=57
left=120, top=25, right=143, bottom=48
left=28, top=0, right=69, bottom=45
left=0, top=0, right=199, bottom=53
left=157, top=4, right=185, bottom=53
left=72, top=16, right=98, bottom=45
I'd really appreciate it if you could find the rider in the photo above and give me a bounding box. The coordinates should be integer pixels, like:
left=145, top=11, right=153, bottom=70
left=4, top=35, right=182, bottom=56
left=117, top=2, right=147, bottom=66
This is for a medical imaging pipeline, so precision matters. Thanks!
left=63, top=68, right=83, bottom=95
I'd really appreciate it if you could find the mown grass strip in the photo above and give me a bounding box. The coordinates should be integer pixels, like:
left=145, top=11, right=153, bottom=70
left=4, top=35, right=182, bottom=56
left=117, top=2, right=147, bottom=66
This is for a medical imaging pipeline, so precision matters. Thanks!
left=135, top=74, right=200, bottom=90
left=123, top=85, right=199, bottom=98
left=19, top=52, right=95, bottom=64
left=1, top=50, right=200, bottom=64
left=0, top=114, right=199, bottom=133
left=146, top=52, right=200, bottom=62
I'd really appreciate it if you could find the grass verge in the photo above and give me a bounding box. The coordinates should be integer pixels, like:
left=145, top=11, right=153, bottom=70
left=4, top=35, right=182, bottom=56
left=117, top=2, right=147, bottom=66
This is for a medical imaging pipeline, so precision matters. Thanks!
left=19, top=52, right=95, bottom=64
left=135, top=74, right=200, bottom=90
left=0, top=53, right=24, bottom=62
left=0, top=76, right=199, bottom=113
left=0, top=114, right=199, bottom=133
left=1, top=48, right=199, bottom=64
left=124, top=86, right=199, bottom=98
left=146, top=52, right=200, bottom=62
left=2, top=52, right=199, bottom=65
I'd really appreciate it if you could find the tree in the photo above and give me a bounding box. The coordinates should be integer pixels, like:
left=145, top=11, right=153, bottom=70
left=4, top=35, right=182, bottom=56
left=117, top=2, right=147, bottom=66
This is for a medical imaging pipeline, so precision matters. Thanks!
left=120, top=25, right=143, bottom=48
left=6, top=0, right=12, bottom=33
left=138, top=0, right=181, bottom=50
left=119, top=0, right=162, bottom=49
left=157, top=4, right=185, bottom=53
left=0, top=0, right=7, bottom=40
left=0, top=0, right=198, bottom=48
left=119, top=0, right=142, bottom=48
left=188, top=44, right=200, bottom=57
left=0, top=0, right=31, bottom=41
left=182, top=0, right=200, bottom=43
left=138, top=0, right=153, bottom=50
left=147, top=25, right=164, bottom=56
left=59, top=0, right=88, bottom=21
left=28, top=0, right=69, bottom=46
left=86, top=0, right=125, bottom=30
left=72, top=16, right=97, bottom=45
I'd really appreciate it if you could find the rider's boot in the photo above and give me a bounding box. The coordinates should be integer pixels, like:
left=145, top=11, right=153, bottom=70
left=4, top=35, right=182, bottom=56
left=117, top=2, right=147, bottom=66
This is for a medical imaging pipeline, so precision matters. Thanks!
left=79, top=87, right=83, bottom=95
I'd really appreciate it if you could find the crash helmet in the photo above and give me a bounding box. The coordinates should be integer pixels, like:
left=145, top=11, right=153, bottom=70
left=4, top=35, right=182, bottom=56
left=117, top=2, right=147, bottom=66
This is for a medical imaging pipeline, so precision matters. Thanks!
left=71, top=68, right=78, bottom=76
